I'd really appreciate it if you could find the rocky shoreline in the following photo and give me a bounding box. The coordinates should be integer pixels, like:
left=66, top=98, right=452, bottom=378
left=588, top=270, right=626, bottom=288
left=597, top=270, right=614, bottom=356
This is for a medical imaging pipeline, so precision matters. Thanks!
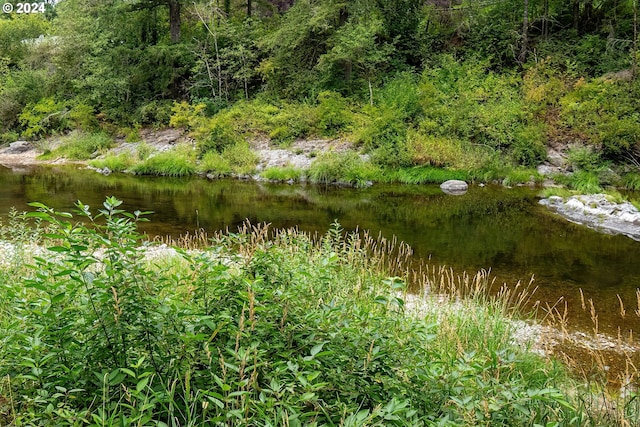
left=540, top=194, right=640, bottom=241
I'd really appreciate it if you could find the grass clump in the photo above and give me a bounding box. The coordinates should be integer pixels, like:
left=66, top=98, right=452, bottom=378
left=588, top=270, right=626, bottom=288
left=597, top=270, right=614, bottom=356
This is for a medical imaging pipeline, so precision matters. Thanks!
left=131, top=144, right=196, bottom=176
left=0, top=199, right=603, bottom=426
left=569, top=170, right=603, bottom=194
left=198, top=141, right=259, bottom=177
left=623, top=172, right=640, bottom=190
left=385, top=166, right=469, bottom=184
left=308, top=152, right=379, bottom=187
left=502, top=168, right=543, bottom=186
left=39, top=131, right=113, bottom=160
left=261, top=166, right=304, bottom=182
left=88, top=152, right=135, bottom=172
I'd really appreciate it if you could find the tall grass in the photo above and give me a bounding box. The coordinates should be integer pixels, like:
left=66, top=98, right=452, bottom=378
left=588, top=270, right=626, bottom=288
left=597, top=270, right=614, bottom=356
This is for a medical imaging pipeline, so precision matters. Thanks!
left=88, top=152, right=135, bottom=172
left=39, top=131, right=113, bottom=160
left=131, top=144, right=196, bottom=176
left=384, top=166, right=469, bottom=184
left=0, top=201, right=638, bottom=425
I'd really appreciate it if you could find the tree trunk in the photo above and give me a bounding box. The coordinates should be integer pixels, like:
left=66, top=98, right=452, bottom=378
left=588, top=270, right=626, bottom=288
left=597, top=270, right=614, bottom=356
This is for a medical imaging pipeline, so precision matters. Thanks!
left=518, top=0, right=529, bottom=65
left=247, top=0, right=252, bottom=17
left=542, top=0, right=549, bottom=39
left=634, top=0, right=638, bottom=79
left=573, top=0, right=580, bottom=32
left=168, top=0, right=181, bottom=43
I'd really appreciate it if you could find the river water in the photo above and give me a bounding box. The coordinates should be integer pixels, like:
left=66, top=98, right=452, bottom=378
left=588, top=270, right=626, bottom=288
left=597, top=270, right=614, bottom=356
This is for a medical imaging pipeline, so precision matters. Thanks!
left=2, top=164, right=640, bottom=341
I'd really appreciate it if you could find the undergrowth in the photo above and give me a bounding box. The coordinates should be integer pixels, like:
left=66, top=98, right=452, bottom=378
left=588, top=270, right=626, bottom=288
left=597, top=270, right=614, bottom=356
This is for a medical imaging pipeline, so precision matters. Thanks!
left=0, top=199, right=621, bottom=425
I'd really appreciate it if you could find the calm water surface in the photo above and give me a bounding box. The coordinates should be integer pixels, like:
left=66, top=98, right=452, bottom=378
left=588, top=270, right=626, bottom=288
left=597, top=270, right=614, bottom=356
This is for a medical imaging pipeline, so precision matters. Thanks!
left=2, top=164, right=640, bottom=338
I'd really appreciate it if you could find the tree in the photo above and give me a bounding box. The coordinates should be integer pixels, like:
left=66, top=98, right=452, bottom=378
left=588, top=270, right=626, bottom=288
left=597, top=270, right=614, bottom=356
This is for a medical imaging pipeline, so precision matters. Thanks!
left=132, top=0, right=183, bottom=43
left=318, top=18, right=393, bottom=104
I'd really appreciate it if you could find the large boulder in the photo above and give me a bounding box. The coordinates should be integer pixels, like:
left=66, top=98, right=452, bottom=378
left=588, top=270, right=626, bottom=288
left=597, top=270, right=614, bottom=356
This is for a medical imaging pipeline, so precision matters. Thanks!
left=440, top=179, right=468, bottom=195
left=1, top=140, right=33, bottom=154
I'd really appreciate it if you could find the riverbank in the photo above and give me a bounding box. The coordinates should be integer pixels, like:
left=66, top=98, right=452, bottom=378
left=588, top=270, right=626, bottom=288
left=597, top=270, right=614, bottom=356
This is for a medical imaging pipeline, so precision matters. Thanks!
left=0, top=200, right=637, bottom=425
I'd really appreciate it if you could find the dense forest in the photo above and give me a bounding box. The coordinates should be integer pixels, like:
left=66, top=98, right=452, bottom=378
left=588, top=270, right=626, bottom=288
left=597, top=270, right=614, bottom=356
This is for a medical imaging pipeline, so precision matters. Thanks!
left=2, top=0, right=640, bottom=187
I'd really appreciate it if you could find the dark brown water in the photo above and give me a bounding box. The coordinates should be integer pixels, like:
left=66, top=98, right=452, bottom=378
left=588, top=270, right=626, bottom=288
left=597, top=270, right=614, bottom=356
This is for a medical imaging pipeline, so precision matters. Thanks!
left=2, top=164, right=640, bottom=340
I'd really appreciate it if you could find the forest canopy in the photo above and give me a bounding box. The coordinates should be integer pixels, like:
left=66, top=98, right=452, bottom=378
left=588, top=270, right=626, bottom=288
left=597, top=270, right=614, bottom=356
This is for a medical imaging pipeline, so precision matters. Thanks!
left=2, top=0, right=640, bottom=173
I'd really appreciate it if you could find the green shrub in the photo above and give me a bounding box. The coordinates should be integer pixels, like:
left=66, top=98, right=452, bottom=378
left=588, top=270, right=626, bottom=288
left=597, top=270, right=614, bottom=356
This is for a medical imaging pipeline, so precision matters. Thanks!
left=567, top=146, right=603, bottom=172
left=0, top=131, right=19, bottom=145
left=68, top=103, right=99, bottom=131
left=121, top=124, right=141, bottom=142
left=138, top=100, right=173, bottom=125
left=357, top=107, right=411, bottom=168
left=512, top=124, right=547, bottom=167
left=198, top=141, right=258, bottom=176
left=316, top=91, right=352, bottom=136
left=169, top=101, right=206, bottom=129
left=560, top=78, right=640, bottom=160
left=19, top=97, right=71, bottom=139
left=194, top=116, right=244, bottom=154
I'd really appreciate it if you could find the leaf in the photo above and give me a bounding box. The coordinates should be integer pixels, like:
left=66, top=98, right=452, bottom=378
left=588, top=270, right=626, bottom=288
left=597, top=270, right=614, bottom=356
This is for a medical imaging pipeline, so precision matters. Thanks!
left=310, top=342, right=325, bottom=357
left=47, top=246, right=70, bottom=253
left=299, top=392, right=316, bottom=401
left=136, top=376, right=150, bottom=392
left=25, top=211, right=53, bottom=221
left=50, top=292, right=66, bottom=304
left=120, top=368, right=136, bottom=378
left=27, top=202, right=50, bottom=210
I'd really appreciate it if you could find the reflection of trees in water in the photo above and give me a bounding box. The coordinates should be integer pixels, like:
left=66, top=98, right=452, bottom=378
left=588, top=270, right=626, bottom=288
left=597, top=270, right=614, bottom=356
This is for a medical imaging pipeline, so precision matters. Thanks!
left=3, top=166, right=640, bottom=335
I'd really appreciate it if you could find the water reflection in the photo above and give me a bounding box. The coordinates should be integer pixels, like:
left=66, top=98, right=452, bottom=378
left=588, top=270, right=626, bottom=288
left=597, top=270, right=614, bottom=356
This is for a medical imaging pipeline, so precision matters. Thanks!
left=1, top=164, right=640, bottom=337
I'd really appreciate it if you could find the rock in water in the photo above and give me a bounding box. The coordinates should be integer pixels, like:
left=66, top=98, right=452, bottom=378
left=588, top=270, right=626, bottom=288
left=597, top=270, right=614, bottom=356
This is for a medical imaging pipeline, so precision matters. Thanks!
left=440, top=180, right=468, bottom=195
left=540, top=194, right=640, bottom=240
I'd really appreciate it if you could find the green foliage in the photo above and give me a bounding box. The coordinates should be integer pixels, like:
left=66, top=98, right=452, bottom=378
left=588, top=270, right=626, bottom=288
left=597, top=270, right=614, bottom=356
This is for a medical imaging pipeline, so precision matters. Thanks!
left=316, top=91, right=352, bottom=136
left=169, top=101, right=206, bottom=130
left=0, top=14, right=50, bottom=66
left=0, top=200, right=590, bottom=426
left=88, top=153, right=135, bottom=172
left=198, top=141, right=259, bottom=176
left=40, top=131, right=113, bottom=160
left=261, top=166, right=304, bottom=182
left=131, top=144, right=196, bottom=177
left=419, top=57, right=538, bottom=162
left=195, top=116, right=245, bottom=154
left=0, top=69, right=48, bottom=132
left=386, top=166, right=469, bottom=184
left=567, top=146, right=603, bottom=172
left=137, top=100, right=173, bottom=125
left=68, top=103, right=99, bottom=132
left=560, top=78, right=640, bottom=160
left=19, top=98, right=70, bottom=139
left=503, top=168, right=542, bottom=187
left=623, top=173, right=640, bottom=191
left=568, top=171, right=603, bottom=194
left=308, top=152, right=379, bottom=187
